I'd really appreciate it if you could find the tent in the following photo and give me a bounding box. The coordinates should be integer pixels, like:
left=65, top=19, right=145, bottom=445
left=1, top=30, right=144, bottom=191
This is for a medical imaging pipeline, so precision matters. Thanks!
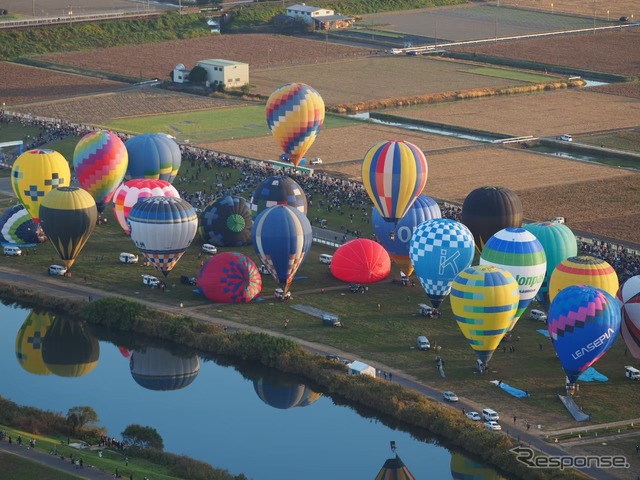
left=348, top=360, right=376, bottom=378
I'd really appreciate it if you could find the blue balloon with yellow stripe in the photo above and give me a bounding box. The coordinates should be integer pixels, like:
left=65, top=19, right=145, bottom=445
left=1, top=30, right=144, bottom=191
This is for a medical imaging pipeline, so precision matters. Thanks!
left=451, top=265, right=519, bottom=365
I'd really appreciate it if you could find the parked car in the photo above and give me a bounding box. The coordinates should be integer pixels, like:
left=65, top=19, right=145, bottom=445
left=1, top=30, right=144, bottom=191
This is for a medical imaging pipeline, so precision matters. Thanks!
left=466, top=411, right=482, bottom=422
left=443, top=391, right=459, bottom=402
left=274, top=288, right=291, bottom=301
left=619, top=15, right=629, bottom=22
left=119, top=252, right=138, bottom=264
left=202, top=244, right=217, bottom=255
left=530, top=309, right=548, bottom=323
left=560, top=134, right=573, bottom=142
left=311, top=157, right=323, bottom=165
left=48, top=264, right=67, bottom=276
left=180, top=275, right=197, bottom=286
left=259, top=264, right=271, bottom=275
left=142, top=274, right=160, bottom=287
left=4, top=246, right=22, bottom=256
left=484, top=421, right=502, bottom=431
left=349, top=283, right=364, bottom=293
left=322, top=314, right=343, bottom=327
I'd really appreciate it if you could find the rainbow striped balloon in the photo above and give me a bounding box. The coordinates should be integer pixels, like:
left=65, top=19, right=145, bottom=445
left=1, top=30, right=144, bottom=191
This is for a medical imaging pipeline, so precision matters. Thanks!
left=451, top=265, right=519, bottom=365
left=266, top=83, right=325, bottom=167
left=549, top=255, right=618, bottom=304
left=480, top=227, right=547, bottom=328
left=73, top=131, right=128, bottom=213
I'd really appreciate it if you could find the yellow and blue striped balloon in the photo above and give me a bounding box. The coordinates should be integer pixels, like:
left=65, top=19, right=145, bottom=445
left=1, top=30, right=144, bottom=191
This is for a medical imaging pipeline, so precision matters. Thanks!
left=451, top=265, right=519, bottom=365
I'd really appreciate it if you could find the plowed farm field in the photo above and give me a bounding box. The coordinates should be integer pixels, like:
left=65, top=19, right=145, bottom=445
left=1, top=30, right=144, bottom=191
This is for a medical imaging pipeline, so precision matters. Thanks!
left=34, top=34, right=368, bottom=81
left=0, top=62, right=127, bottom=105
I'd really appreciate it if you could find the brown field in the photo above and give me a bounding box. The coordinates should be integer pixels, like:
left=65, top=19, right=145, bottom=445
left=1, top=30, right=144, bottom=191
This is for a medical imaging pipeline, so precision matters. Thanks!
left=499, top=0, right=639, bottom=19
left=452, top=28, right=640, bottom=77
left=382, top=89, right=640, bottom=137
left=7, top=87, right=244, bottom=123
left=0, top=62, right=127, bottom=105
left=35, top=34, right=368, bottom=82
left=2, top=0, right=156, bottom=16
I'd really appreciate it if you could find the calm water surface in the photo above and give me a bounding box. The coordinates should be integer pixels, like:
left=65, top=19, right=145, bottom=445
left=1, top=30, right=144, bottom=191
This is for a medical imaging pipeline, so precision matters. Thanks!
left=0, top=303, right=504, bottom=479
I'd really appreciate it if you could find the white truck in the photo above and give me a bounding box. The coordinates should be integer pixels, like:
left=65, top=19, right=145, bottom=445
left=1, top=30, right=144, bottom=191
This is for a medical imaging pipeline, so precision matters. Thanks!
left=624, top=366, right=640, bottom=380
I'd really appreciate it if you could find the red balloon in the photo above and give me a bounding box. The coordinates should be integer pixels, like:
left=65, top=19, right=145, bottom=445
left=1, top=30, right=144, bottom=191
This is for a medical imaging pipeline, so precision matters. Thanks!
left=197, top=252, right=262, bottom=303
left=330, top=239, right=391, bottom=283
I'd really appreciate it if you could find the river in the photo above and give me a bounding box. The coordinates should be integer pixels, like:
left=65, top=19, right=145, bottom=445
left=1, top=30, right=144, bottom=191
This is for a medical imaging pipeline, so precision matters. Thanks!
left=0, top=303, right=505, bottom=479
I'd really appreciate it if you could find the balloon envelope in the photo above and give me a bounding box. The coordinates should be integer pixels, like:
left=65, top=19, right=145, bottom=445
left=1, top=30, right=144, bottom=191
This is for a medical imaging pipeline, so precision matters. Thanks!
left=199, top=196, right=253, bottom=247
left=128, top=196, right=198, bottom=276
left=480, top=227, right=547, bottom=327
left=11, top=149, right=71, bottom=223
left=251, top=205, right=312, bottom=293
left=522, top=221, right=578, bottom=309
left=39, top=186, right=98, bottom=269
left=549, top=255, right=619, bottom=304
left=249, top=175, right=307, bottom=218
left=253, top=377, right=322, bottom=410
left=130, top=347, right=200, bottom=391
left=618, top=276, right=640, bottom=360
left=450, top=265, right=519, bottom=365
left=113, top=179, right=180, bottom=234
left=330, top=239, right=391, bottom=284
left=0, top=204, right=43, bottom=245
left=73, top=130, right=128, bottom=213
left=548, top=285, right=621, bottom=384
left=461, top=186, right=523, bottom=253
left=409, top=219, right=475, bottom=309
left=266, top=83, right=325, bottom=166
left=197, top=252, right=262, bottom=303
left=362, top=140, right=428, bottom=224
left=15, top=310, right=54, bottom=376
left=125, top=133, right=181, bottom=183
left=373, top=194, right=441, bottom=276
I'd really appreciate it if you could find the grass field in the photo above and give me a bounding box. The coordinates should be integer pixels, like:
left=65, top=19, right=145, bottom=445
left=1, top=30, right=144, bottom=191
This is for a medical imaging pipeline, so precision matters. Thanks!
left=103, top=107, right=360, bottom=144
left=0, top=452, right=83, bottom=480
left=467, top=67, right=552, bottom=83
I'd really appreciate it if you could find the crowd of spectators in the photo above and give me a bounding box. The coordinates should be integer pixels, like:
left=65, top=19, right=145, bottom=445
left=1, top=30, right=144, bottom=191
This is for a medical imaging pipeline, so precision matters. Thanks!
left=1, top=111, right=638, bottom=282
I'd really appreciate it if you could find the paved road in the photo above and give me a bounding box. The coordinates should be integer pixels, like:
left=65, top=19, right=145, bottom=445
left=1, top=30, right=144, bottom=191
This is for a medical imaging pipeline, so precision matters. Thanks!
left=2, top=266, right=637, bottom=480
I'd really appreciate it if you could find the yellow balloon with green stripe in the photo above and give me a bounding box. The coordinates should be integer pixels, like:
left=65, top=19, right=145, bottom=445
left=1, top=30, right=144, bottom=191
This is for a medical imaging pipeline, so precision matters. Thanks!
left=451, top=265, right=519, bottom=366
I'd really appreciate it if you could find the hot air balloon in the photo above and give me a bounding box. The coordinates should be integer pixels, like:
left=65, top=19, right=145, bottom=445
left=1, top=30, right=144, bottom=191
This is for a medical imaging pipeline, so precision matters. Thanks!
left=461, top=186, right=523, bottom=253
left=0, top=204, right=44, bottom=245
left=73, top=130, right=128, bottom=213
left=375, top=454, right=416, bottom=480
left=253, top=377, right=322, bottom=409
left=450, top=265, right=519, bottom=367
left=42, top=317, right=100, bottom=378
left=548, top=256, right=619, bottom=304
left=480, top=227, right=547, bottom=329
left=124, top=133, right=181, bottom=183
left=128, top=196, right=198, bottom=277
left=199, top=196, right=253, bottom=247
left=373, top=195, right=441, bottom=276
left=409, top=219, right=475, bottom=309
left=112, top=179, right=180, bottom=235
left=522, top=221, right=577, bottom=310
left=15, top=310, right=54, bottom=376
left=11, top=149, right=70, bottom=223
left=251, top=205, right=312, bottom=294
left=618, top=276, right=640, bottom=360
left=362, top=140, right=428, bottom=224
left=266, top=83, right=325, bottom=167
left=130, top=347, right=200, bottom=391
left=548, top=285, right=621, bottom=387
left=197, top=252, right=262, bottom=303
left=330, top=239, right=391, bottom=284
left=249, top=175, right=307, bottom=218
left=39, top=187, right=98, bottom=269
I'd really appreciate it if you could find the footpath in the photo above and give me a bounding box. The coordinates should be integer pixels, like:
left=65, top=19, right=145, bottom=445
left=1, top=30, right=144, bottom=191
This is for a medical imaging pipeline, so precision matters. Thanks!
left=0, top=266, right=636, bottom=480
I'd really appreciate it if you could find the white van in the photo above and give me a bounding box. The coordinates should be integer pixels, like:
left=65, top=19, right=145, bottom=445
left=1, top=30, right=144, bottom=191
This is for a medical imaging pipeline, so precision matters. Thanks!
left=482, top=408, right=500, bottom=422
left=560, top=134, right=573, bottom=142
left=202, top=244, right=217, bottom=255
left=417, top=336, right=430, bottom=351
left=625, top=366, right=640, bottom=380
left=3, top=246, right=22, bottom=256
left=319, top=254, right=333, bottom=265
left=48, top=265, right=67, bottom=276
left=530, top=309, right=548, bottom=323
left=119, top=252, right=138, bottom=264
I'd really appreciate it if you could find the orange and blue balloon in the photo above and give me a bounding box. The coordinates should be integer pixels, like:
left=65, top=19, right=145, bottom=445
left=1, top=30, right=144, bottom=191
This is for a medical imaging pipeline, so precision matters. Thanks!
left=362, top=140, right=428, bottom=224
left=73, top=130, right=128, bottom=213
left=548, top=285, right=621, bottom=385
left=266, top=83, right=325, bottom=167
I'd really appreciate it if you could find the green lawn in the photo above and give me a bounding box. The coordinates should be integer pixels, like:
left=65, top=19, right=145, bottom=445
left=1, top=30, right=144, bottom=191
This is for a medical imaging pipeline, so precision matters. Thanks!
left=468, top=67, right=554, bottom=83
left=103, top=106, right=359, bottom=143
left=0, top=452, right=83, bottom=480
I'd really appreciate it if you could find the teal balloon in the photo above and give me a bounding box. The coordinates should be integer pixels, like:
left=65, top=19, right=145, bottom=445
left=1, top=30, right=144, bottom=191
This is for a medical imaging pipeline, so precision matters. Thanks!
left=523, top=222, right=577, bottom=310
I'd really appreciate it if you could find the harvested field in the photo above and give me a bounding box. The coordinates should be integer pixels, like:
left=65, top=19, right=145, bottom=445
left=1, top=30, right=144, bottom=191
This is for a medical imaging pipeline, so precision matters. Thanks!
left=452, top=28, right=640, bottom=77
left=35, top=34, right=368, bottom=81
left=8, top=88, right=243, bottom=124
left=499, top=0, right=638, bottom=20
left=249, top=56, right=546, bottom=106
left=2, top=0, right=154, bottom=16
left=0, top=62, right=126, bottom=105
left=207, top=123, right=476, bottom=163
left=327, top=145, right=639, bottom=243
left=383, top=89, right=640, bottom=137
left=589, top=82, right=640, bottom=99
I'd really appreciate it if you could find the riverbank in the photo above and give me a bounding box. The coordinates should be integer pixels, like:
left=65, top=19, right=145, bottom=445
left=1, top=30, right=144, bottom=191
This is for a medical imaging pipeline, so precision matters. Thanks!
left=0, top=267, right=618, bottom=480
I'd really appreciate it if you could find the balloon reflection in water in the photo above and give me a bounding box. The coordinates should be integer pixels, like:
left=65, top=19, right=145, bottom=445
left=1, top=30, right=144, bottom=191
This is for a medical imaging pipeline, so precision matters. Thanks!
left=130, top=347, right=200, bottom=391
left=15, top=310, right=54, bottom=376
left=253, top=377, right=322, bottom=410
left=42, top=317, right=99, bottom=378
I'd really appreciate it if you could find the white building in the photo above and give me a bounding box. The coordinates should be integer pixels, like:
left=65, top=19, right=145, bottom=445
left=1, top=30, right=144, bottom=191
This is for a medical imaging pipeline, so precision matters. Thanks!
left=348, top=360, right=376, bottom=378
left=285, top=3, right=334, bottom=23
left=195, top=59, right=249, bottom=88
left=172, top=64, right=190, bottom=84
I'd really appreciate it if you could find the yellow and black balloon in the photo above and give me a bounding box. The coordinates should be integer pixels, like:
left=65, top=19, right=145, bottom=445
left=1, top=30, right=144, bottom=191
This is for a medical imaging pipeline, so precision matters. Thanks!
left=39, top=186, right=98, bottom=269
left=15, top=310, right=54, bottom=376
left=42, top=317, right=100, bottom=378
